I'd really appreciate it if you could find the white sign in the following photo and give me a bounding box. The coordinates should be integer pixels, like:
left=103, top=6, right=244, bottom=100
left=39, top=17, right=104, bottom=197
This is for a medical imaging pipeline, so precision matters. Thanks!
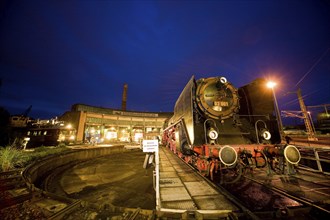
left=143, top=139, right=159, bottom=152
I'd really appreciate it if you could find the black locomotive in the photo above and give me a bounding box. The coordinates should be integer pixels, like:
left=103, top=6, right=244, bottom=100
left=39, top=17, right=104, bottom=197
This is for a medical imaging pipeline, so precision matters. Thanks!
left=163, top=76, right=301, bottom=183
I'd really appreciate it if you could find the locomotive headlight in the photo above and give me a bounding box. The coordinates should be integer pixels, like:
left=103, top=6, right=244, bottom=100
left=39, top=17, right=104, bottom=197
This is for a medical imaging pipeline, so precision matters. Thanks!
left=208, top=128, right=218, bottom=140
left=220, top=77, right=227, bottom=83
left=261, top=130, right=271, bottom=140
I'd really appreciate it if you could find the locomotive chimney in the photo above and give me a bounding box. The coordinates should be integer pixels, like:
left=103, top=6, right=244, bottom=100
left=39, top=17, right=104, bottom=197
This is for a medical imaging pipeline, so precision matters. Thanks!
left=121, top=83, right=128, bottom=111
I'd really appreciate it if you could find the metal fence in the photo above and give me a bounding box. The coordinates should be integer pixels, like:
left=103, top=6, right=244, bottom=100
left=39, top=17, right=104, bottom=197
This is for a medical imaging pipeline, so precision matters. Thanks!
left=296, top=145, right=330, bottom=175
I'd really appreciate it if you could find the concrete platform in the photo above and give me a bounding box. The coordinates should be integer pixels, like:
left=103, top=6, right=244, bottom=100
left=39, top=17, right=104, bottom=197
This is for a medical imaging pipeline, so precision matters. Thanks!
left=158, top=146, right=239, bottom=212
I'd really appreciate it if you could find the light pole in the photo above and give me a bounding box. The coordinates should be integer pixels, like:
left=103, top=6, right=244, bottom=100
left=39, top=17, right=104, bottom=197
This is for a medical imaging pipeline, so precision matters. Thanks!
left=267, top=81, right=284, bottom=140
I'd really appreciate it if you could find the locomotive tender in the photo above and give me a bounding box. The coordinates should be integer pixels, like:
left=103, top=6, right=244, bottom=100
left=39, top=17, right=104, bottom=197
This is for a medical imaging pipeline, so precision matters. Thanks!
left=163, top=76, right=301, bottom=182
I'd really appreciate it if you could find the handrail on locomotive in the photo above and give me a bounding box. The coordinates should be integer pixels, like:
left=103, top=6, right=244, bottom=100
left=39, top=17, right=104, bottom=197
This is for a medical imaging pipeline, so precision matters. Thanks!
left=204, top=119, right=219, bottom=145
left=255, top=119, right=272, bottom=144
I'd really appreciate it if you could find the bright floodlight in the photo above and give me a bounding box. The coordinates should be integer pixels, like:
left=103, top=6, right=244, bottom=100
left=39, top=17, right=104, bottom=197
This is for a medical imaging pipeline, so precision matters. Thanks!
left=266, top=81, right=276, bottom=88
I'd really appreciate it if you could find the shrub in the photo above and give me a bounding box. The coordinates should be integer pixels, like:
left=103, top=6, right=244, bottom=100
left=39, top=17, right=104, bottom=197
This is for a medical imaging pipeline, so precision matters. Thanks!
left=58, top=143, right=66, bottom=148
left=0, top=146, right=25, bottom=171
left=0, top=145, right=70, bottom=172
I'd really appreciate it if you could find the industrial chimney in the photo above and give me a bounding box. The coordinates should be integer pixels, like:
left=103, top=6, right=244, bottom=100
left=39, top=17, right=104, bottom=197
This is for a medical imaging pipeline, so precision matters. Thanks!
left=122, top=83, right=128, bottom=111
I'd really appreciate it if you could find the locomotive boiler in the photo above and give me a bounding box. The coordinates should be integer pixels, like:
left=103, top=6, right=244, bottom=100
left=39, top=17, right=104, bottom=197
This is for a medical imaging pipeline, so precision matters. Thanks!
left=163, top=76, right=301, bottom=183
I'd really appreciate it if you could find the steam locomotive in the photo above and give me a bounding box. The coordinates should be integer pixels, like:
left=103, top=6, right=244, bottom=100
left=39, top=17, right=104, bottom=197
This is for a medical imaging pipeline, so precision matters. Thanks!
left=162, top=76, right=301, bottom=183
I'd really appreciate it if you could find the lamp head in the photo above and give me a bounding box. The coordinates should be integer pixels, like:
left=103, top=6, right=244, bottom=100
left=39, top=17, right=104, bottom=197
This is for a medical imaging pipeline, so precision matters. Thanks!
left=266, top=81, right=276, bottom=89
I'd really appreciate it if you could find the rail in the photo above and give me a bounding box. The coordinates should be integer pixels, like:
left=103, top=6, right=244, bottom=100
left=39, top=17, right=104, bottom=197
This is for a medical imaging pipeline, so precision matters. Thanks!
left=243, top=174, right=330, bottom=217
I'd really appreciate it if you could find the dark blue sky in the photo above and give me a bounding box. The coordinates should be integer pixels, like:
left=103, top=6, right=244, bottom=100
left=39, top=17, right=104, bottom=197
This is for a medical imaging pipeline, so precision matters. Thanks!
left=1, top=0, right=330, bottom=125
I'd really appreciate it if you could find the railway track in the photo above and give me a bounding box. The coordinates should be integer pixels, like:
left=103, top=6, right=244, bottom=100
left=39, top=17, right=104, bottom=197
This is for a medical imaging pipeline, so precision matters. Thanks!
left=220, top=166, right=330, bottom=219
left=161, top=144, right=330, bottom=219
left=2, top=145, right=329, bottom=219
left=0, top=172, right=152, bottom=220
left=0, top=169, right=31, bottom=210
left=0, top=168, right=83, bottom=219
left=0, top=152, right=155, bottom=220
left=36, top=156, right=155, bottom=219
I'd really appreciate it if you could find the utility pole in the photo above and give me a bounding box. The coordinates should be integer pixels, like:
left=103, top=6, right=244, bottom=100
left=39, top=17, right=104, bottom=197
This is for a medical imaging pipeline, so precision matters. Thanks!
left=283, top=89, right=318, bottom=141
left=297, top=88, right=318, bottom=141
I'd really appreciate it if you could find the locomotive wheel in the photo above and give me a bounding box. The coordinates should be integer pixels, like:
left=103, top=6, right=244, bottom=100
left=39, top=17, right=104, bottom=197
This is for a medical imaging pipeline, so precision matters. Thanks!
left=220, top=163, right=242, bottom=184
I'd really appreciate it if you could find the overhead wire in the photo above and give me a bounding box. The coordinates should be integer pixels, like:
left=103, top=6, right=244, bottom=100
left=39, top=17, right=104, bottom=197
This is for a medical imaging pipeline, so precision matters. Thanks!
left=286, top=48, right=330, bottom=110
left=295, top=47, right=329, bottom=88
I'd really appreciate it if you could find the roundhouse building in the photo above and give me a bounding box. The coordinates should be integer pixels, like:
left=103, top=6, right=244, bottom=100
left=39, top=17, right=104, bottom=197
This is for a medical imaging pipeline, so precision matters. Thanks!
left=60, top=104, right=172, bottom=144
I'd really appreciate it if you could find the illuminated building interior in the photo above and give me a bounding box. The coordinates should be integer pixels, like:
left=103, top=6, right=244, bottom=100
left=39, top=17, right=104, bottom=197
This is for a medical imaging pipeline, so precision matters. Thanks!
left=60, top=104, right=172, bottom=144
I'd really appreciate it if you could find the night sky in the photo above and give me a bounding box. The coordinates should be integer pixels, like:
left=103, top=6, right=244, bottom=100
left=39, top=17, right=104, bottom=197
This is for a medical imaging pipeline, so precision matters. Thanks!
left=1, top=0, right=330, bottom=125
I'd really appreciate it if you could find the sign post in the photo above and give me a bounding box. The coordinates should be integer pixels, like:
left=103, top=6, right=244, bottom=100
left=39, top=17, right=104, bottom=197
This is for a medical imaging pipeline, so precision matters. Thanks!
left=142, top=139, right=159, bottom=153
left=142, top=139, right=160, bottom=210
left=142, top=140, right=158, bottom=169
